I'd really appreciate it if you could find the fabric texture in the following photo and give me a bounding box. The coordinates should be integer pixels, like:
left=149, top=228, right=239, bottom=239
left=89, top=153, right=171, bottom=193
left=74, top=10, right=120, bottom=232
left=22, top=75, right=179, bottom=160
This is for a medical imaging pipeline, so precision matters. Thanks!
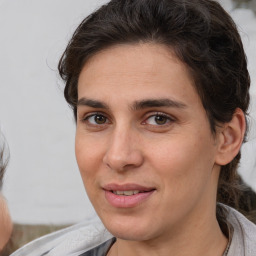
left=78, top=238, right=116, bottom=256
left=10, top=217, right=113, bottom=256
left=10, top=205, right=256, bottom=256
left=225, top=206, right=256, bottom=255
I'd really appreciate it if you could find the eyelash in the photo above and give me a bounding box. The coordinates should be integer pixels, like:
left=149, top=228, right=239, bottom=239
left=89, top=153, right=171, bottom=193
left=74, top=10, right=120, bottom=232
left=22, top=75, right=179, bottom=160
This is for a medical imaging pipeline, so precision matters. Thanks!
left=143, top=112, right=175, bottom=126
left=81, top=111, right=175, bottom=127
left=81, top=112, right=110, bottom=126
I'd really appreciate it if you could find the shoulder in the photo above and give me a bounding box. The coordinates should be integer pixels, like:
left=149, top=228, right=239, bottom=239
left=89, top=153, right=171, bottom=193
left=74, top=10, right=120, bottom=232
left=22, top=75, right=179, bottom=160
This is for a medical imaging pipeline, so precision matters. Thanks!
left=10, top=218, right=113, bottom=256
left=223, top=204, right=256, bottom=256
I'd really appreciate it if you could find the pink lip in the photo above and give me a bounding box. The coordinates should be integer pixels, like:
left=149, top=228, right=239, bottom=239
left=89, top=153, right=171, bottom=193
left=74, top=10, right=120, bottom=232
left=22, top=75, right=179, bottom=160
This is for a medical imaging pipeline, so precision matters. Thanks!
left=103, top=183, right=156, bottom=208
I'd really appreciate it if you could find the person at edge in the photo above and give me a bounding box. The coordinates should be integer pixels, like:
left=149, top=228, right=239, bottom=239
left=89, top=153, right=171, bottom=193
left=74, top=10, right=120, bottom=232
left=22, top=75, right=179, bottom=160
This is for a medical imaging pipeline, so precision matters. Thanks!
left=0, top=133, right=12, bottom=253
left=10, top=0, right=256, bottom=255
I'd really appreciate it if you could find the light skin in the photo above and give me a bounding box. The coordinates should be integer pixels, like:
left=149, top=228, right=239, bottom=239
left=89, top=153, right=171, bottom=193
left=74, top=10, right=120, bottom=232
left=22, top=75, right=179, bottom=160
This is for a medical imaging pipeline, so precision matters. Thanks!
left=0, top=195, right=12, bottom=250
left=76, top=43, right=246, bottom=256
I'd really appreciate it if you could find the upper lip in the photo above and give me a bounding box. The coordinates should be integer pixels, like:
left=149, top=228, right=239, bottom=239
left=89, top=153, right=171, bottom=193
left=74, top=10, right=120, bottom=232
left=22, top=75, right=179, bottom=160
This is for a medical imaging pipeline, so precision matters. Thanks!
left=103, top=183, right=156, bottom=192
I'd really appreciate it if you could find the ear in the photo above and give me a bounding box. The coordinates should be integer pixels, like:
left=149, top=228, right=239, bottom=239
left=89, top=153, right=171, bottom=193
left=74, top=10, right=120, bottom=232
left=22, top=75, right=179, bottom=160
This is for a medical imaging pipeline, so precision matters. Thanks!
left=215, top=108, right=246, bottom=166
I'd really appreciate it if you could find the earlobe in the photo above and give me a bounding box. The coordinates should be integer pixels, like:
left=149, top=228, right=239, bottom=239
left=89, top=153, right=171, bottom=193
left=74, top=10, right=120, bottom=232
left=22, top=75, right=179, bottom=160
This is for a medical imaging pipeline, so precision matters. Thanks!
left=215, top=108, right=246, bottom=166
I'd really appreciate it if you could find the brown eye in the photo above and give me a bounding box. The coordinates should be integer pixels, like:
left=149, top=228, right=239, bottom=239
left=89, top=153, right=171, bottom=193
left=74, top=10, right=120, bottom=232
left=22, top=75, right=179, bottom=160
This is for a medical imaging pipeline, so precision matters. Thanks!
left=86, top=114, right=108, bottom=125
left=94, top=115, right=107, bottom=124
left=145, top=113, right=173, bottom=126
left=154, top=115, right=168, bottom=125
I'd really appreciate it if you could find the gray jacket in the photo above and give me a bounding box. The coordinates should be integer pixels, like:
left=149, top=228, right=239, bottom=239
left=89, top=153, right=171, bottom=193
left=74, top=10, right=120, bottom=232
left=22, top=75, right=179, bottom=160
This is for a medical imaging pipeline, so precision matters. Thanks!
left=10, top=205, right=256, bottom=256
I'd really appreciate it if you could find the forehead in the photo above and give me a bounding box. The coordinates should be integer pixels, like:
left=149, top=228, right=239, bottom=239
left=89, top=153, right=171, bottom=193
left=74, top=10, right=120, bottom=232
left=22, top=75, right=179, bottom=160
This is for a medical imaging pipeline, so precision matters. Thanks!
left=77, top=43, right=200, bottom=108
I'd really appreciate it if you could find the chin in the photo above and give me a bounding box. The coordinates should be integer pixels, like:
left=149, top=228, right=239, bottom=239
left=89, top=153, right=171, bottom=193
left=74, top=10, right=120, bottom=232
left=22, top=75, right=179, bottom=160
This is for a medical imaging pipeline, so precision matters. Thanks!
left=108, top=227, right=152, bottom=241
left=101, top=213, right=157, bottom=241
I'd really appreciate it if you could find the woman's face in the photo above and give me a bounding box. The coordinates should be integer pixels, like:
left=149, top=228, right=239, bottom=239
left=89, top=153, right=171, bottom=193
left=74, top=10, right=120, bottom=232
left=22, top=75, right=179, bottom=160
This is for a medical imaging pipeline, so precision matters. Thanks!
left=76, top=43, right=221, bottom=241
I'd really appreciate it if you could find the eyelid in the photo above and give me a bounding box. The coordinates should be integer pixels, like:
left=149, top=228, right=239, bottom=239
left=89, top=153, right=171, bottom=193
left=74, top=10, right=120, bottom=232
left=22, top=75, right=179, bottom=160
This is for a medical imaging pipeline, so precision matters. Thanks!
left=142, top=111, right=176, bottom=125
left=79, top=111, right=175, bottom=126
left=81, top=112, right=111, bottom=124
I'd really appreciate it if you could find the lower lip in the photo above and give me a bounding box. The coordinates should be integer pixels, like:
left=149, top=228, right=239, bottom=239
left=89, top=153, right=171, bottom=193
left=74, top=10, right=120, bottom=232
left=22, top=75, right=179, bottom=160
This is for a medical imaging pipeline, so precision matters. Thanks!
left=104, top=190, right=155, bottom=208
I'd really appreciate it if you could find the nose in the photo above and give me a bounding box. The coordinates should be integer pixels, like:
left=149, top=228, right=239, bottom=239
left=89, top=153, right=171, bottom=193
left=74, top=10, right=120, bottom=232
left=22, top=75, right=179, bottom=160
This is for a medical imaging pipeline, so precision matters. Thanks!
left=103, top=126, right=144, bottom=172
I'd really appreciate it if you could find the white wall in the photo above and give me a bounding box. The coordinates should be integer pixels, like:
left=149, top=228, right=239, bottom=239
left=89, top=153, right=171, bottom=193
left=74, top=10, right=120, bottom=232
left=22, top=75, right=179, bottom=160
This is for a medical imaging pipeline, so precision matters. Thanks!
left=0, top=0, right=255, bottom=224
left=0, top=0, right=109, bottom=224
left=232, top=7, right=256, bottom=191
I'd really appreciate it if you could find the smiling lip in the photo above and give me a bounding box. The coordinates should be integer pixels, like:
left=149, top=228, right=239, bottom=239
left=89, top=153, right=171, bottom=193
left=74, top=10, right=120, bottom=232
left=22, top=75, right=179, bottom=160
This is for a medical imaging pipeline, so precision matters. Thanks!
left=103, top=183, right=156, bottom=208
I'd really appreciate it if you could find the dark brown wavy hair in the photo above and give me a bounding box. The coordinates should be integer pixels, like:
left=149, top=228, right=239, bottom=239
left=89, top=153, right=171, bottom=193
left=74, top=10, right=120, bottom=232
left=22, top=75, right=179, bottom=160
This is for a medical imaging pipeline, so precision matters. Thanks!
left=58, top=0, right=250, bottom=212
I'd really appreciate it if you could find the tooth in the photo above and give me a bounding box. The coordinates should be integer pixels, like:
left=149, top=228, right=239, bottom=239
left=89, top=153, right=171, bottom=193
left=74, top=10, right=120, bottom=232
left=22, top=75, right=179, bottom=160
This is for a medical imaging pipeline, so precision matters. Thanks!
left=113, top=190, right=141, bottom=196
left=123, top=191, right=134, bottom=196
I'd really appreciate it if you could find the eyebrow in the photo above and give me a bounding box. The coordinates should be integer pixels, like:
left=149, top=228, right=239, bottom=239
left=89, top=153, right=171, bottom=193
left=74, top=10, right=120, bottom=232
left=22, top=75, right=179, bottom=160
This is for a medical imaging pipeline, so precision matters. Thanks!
left=77, top=98, right=109, bottom=109
left=77, top=97, right=187, bottom=110
left=131, top=98, right=187, bottom=110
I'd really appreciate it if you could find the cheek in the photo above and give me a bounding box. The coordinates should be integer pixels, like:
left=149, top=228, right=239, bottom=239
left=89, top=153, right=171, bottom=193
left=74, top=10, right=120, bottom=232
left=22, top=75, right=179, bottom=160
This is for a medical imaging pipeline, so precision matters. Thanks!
left=147, top=135, right=217, bottom=225
left=75, top=134, right=104, bottom=188
left=150, top=132, right=216, bottom=190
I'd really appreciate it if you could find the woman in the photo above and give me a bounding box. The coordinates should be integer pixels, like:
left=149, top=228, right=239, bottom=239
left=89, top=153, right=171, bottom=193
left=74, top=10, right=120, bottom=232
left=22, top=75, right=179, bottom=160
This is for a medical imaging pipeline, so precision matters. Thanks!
left=11, top=0, right=256, bottom=255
